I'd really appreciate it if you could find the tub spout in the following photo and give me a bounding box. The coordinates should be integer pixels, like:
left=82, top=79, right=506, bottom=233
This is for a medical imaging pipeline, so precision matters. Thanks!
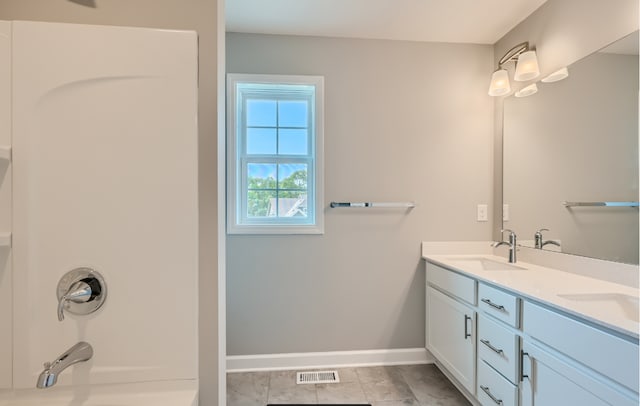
left=36, top=341, right=93, bottom=389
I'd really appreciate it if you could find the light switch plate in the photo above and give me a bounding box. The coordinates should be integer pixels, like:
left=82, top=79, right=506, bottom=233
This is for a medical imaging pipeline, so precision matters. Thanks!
left=503, top=204, right=510, bottom=221
left=477, top=204, right=488, bottom=222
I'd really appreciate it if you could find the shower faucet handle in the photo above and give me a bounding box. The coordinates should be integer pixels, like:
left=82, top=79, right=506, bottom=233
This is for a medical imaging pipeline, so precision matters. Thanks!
left=57, top=280, right=92, bottom=321
left=56, top=268, right=107, bottom=322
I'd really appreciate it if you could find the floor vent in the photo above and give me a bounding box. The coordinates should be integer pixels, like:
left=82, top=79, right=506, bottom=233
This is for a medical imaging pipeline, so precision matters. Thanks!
left=296, top=370, right=340, bottom=384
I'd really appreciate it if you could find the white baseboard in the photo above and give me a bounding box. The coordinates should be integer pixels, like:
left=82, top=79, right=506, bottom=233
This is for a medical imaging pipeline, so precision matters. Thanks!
left=227, top=348, right=434, bottom=373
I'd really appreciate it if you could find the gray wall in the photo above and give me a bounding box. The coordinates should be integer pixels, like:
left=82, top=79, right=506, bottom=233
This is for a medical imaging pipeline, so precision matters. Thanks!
left=226, top=33, right=494, bottom=355
left=492, top=0, right=639, bottom=239
left=504, top=52, right=638, bottom=264
left=0, top=2, right=221, bottom=404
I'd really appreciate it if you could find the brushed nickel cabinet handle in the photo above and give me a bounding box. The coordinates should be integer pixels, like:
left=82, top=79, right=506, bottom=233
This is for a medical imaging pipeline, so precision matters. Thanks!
left=481, top=298, right=506, bottom=311
left=520, top=350, right=530, bottom=382
left=464, top=315, right=472, bottom=339
left=480, top=339, right=504, bottom=354
left=480, top=385, right=503, bottom=405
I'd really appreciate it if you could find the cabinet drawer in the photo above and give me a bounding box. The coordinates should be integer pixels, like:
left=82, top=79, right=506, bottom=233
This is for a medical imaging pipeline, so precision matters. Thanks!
left=477, top=360, right=518, bottom=406
left=523, top=301, right=639, bottom=393
left=426, top=262, right=476, bottom=305
left=478, top=283, right=519, bottom=327
left=478, top=314, right=519, bottom=383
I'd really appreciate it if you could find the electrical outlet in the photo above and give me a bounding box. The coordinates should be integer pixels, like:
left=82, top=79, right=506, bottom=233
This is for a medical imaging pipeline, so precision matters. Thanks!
left=503, top=204, right=510, bottom=221
left=477, top=204, right=488, bottom=222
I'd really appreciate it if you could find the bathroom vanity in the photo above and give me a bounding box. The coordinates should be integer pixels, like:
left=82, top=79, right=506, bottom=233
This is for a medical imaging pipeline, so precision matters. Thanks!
left=423, top=245, right=639, bottom=406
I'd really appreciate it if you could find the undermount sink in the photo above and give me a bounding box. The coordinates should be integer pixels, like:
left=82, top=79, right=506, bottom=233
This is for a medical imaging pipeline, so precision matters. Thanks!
left=557, top=293, right=639, bottom=323
left=446, top=256, right=526, bottom=271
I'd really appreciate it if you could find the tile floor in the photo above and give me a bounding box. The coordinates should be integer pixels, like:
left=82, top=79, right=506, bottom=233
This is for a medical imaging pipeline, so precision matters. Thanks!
left=227, top=364, right=471, bottom=405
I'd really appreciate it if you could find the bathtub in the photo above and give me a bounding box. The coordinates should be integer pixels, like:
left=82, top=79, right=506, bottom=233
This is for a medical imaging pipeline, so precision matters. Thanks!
left=0, top=380, right=198, bottom=406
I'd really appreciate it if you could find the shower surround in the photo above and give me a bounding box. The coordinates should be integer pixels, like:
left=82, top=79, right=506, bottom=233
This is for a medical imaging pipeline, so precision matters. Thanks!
left=0, top=20, right=199, bottom=402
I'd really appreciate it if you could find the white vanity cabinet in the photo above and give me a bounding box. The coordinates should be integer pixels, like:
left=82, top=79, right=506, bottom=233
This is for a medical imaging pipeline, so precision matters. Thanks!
left=426, top=263, right=477, bottom=394
left=424, top=258, right=640, bottom=406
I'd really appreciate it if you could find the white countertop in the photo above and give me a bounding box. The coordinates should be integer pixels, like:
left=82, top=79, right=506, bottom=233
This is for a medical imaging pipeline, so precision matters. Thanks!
left=423, top=252, right=639, bottom=339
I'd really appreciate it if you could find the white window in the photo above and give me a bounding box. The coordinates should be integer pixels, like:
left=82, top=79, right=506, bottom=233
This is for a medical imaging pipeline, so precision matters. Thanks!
left=227, top=74, right=324, bottom=234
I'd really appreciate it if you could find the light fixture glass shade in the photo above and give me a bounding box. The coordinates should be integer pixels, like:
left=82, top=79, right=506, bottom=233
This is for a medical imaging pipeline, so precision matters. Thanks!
left=488, top=69, right=511, bottom=96
left=541, top=67, right=569, bottom=83
left=514, top=50, right=540, bottom=81
left=515, top=83, right=538, bottom=98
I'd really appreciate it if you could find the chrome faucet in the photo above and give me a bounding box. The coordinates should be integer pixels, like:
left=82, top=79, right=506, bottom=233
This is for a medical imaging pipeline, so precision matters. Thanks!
left=534, top=228, right=561, bottom=249
left=492, top=229, right=518, bottom=263
left=36, top=341, right=93, bottom=389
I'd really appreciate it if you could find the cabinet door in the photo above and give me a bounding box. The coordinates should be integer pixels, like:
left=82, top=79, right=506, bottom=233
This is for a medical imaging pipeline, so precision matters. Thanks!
left=427, top=286, right=475, bottom=393
left=521, top=340, right=638, bottom=406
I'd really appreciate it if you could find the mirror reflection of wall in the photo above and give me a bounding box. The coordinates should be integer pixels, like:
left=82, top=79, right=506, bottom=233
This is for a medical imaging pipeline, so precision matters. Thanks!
left=503, top=30, right=639, bottom=265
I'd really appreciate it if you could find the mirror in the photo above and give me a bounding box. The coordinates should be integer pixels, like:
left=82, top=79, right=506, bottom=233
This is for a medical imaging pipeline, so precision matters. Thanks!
left=503, top=30, right=639, bottom=264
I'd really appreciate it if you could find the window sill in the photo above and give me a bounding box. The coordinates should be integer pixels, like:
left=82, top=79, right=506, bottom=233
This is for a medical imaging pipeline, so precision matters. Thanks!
left=227, top=223, right=324, bottom=235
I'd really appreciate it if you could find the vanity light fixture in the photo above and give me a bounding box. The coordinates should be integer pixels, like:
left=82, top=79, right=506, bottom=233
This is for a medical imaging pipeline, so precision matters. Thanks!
left=515, top=83, right=538, bottom=98
left=489, top=41, right=540, bottom=96
left=488, top=69, right=511, bottom=96
left=541, top=67, right=569, bottom=83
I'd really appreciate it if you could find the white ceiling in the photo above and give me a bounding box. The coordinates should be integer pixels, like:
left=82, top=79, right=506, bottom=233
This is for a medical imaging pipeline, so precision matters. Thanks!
left=226, top=0, right=549, bottom=45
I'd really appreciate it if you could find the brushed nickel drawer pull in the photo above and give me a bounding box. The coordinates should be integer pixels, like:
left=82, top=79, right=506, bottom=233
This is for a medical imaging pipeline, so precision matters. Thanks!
left=481, top=298, right=506, bottom=311
left=480, top=339, right=504, bottom=354
left=480, top=385, right=503, bottom=405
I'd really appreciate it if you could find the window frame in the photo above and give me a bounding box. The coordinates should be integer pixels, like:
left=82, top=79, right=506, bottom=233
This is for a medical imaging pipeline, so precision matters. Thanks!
left=227, top=73, right=324, bottom=235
